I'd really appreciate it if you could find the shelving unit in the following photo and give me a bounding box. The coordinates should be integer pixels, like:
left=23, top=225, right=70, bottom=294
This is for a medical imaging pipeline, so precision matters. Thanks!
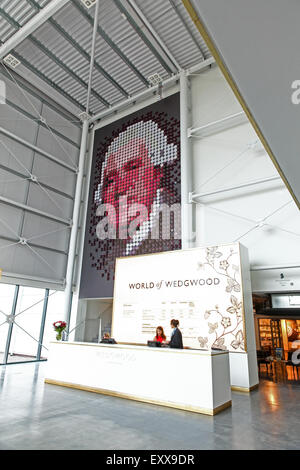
left=271, top=320, right=283, bottom=349
left=258, top=319, right=283, bottom=350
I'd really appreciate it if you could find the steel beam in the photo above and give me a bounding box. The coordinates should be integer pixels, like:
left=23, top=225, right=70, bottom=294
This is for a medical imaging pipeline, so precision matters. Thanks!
left=0, top=195, right=71, bottom=225
left=63, top=120, right=88, bottom=320
left=189, top=112, right=248, bottom=138
left=1, top=270, right=64, bottom=288
left=63, top=1, right=100, bottom=321
left=180, top=69, right=193, bottom=248
left=70, top=127, right=95, bottom=330
left=0, top=162, right=74, bottom=200
left=0, top=233, right=68, bottom=255
left=90, top=58, right=214, bottom=124
left=191, top=176, right=283, bottom=201
left=0, top=126, right=77, bottom=172
left=86, top=0, right=100, bottom=114
left=0, top=0, right=71, bottom=59
left=251, top=264, right=300, bottom=271
left=187, top=56, right=215, bottom=74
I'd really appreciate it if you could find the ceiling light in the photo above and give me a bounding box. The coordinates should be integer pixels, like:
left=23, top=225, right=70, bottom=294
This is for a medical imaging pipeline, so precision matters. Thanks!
left=3, top=54, right=20, bottom=69
left=80, top=0, right=97, bottom=9
left=148, top=73, right=163, bottom=86
left=78, top=111, right=91, bottom=122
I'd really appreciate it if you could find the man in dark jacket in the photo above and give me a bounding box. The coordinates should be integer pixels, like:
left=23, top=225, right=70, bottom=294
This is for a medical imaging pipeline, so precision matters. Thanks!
left=169, top=319, right=183, bottom=349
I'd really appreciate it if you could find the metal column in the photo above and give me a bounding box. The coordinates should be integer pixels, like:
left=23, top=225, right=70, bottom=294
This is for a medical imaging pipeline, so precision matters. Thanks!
left=63, top=1, right=99, bottom=321
left=180, top=70, right=193, bottom=249
left=63, top=119, right=89, bottom=321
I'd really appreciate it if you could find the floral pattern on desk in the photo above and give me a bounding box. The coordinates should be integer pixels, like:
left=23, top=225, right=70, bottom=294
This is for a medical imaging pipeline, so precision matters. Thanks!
left=197, top=245, right=245, bottom=353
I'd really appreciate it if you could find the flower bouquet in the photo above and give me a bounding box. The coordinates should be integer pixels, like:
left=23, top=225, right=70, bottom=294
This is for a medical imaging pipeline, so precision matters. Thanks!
left=53, top=321, right=67, bottom=341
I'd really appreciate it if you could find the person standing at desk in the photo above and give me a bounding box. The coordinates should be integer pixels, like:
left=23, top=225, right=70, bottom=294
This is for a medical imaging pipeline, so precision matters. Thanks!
left=169, top=319, right=183, bottom=349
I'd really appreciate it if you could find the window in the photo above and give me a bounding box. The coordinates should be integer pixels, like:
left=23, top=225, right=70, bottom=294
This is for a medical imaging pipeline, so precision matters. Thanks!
left=0, top=283, right=69, bottom=364
left=7, top=286, right=45, bottom=363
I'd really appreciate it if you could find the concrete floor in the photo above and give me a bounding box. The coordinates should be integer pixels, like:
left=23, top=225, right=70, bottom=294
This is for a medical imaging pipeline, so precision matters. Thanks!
left=0, top=362, right=299, bottom=450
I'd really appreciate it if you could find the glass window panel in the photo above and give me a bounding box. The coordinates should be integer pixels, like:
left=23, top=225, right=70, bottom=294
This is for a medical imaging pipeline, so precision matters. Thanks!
left=0, top=283, right=16, bottom=364
left=41, top=290, right=65, bottom=359
left=8, top=286, right=45, bottom=363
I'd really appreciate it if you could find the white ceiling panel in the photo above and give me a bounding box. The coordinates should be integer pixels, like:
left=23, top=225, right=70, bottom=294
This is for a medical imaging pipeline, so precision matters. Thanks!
left=35, top=126, right=79, bottom=169
left=40, top=104, right=81, bottom=144
left=0, top=203, right=23, bottom=240
left=0, top=133, right=36, bottom=177
left=32, top=156, right=76, bottom=198
left=26, top=183, right=74, bottom=220
left=1, top=241, right=66, bottom=282
left=21, top=212, right=70, bottom=252
left=0, top=104, right=39, bottom=144
left=0, top=167, right=29, bottom=203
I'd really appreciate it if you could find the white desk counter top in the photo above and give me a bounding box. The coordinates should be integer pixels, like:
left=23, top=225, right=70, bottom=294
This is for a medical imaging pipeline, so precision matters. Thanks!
left=45, top=341, right=231, bottom=415
left=49, top=340, right=227, bottom=355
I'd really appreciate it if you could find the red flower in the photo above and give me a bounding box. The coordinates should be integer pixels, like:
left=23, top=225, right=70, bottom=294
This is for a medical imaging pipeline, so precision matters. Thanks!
left=53, top=320, right=67, bottom=331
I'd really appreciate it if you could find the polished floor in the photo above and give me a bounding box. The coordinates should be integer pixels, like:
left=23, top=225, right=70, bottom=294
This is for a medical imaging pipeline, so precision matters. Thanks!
left=0, top=362, right=299, bottom=450
left=0, top=353, right=44, bottom=364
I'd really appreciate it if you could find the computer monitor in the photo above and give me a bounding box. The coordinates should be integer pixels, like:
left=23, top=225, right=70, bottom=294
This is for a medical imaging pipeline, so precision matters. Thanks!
left=147, top=340, right=161, bottom=348
left=100, top=338, right=117, bottom=344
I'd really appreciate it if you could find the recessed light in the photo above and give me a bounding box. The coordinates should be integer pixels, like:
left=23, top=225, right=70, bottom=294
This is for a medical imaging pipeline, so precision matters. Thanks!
left=78, top=111, right=91, bottom=121
left=3, top=54, right=20, bottom=69
left=80, top=0, right=97, bottom=9
left=148, top=73, right=163, bottom=86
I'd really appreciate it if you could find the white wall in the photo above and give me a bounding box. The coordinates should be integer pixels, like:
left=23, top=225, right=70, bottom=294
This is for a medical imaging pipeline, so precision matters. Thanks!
left=191, top=67, right=300, bottom=293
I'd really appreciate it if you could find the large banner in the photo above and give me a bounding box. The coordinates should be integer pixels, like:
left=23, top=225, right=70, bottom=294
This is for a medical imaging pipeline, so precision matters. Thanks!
left=80, top=94, right=181, bottom=298
left=112, top=243, right=255, bottom=353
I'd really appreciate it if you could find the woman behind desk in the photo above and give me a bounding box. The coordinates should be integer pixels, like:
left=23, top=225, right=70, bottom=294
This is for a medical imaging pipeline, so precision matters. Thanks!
left=169, top=319, right=183, bottom=349
left=153, top=326, right=167, bottom=344
left=100, top=332, right=117, bottom=344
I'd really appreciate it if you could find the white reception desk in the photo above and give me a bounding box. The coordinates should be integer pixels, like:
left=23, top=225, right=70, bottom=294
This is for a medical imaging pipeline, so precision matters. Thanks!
left=45, top=342, right=232, bottom=416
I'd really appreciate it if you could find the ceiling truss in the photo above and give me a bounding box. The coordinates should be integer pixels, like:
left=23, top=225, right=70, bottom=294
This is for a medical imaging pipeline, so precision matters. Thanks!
left=0, top=0, right=211, bottom=116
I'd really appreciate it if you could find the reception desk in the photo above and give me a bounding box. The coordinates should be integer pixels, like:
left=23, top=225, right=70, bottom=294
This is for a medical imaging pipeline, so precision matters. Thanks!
left=45, top=342, right=232, bottom=416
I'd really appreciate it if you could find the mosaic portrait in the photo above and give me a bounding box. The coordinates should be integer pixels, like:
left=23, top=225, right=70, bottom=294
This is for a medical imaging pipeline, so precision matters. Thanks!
left=80, top=94, right=181, bottom=298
